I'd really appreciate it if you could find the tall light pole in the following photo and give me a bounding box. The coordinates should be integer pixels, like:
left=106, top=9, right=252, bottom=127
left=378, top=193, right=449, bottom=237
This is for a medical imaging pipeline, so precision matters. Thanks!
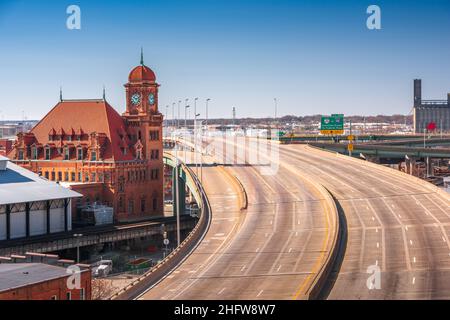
left=274, top=98, right=278, bottom=120
left=195, top=112, right=200, bottom=176
left=165, top=105, right=169, bottom=128
left=177, top=100, right=181, bottom=129
left=74, top=233, right=83, bottom=263
left=172, top=102, right=175, bottom=128
left=174, top=145, right=181, bottom=246
left=206, top=98, right=211, bottom=130
left=185, top=104, right=190, bottom=164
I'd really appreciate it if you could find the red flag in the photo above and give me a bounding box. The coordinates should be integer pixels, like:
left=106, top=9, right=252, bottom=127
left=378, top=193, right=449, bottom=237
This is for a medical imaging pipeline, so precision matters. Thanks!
left=427, top=122, right=437, bottom=131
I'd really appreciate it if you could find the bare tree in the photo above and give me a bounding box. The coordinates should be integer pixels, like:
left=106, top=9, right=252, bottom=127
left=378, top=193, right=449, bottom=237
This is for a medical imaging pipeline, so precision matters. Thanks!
left=91, top=278, right=115, bottom=300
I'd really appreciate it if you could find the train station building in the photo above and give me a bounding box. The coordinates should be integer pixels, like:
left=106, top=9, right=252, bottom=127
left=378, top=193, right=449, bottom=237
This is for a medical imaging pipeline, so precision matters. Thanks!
left=8, top=54, right=164, bottom=223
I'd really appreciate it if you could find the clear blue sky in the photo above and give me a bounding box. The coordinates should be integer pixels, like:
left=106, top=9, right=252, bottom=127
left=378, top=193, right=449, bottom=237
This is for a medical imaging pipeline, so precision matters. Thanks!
left=1, top=0, right=450, bottom=120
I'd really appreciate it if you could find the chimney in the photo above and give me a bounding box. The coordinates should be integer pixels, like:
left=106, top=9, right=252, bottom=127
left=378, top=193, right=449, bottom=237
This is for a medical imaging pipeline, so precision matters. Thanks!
left=414, top=79, right=422, bottom=107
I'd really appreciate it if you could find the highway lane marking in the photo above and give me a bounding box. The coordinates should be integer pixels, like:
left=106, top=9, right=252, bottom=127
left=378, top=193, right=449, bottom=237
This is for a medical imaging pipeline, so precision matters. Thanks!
left=366, top=200, right=386, bottom=272
left=380, top=198, right=411, bottom=271
left=289, top=248, right=293, bottom=253
left=217, top=288, right=226, bottom=295
left=241, top=265, right=246, bottom=272
left=257, top=290, right=264, bottom=298
left=412, top=277, right=416, bottom=285
left=277, top=265, right=282, bottom=272
left=377, top=242, right=380, bottom=249
left=292, top=196, right=331, bottom=300
left=410, top=240, right=413, bottom=246
left=413, top=257, right=416, bottom=264
left=405, top=226, right=408, bottom=231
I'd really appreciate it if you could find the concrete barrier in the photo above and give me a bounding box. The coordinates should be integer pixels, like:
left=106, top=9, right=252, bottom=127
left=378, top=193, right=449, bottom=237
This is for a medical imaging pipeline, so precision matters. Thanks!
left=281, top=162, right=341, bottom=300
left=217, top=166, right=248, bottom=211
left=110, top=165, right=212, bottom=300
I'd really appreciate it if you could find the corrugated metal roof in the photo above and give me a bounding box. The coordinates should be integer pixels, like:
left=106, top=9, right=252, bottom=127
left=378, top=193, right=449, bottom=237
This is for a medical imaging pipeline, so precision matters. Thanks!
left=0, top=157, right=81, bottom=205
left=0, top=263, right=69, bottom=292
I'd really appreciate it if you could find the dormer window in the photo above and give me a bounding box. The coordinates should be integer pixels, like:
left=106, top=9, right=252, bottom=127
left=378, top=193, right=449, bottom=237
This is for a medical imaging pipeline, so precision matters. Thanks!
left=32, top=147, right=38, bottom=160
left=18, top=149, right=24, bottom=160
left=45, top=147, right=51, bottom=160
left=64, top=148, right=70, bottom=160
left=136, top=150, right=142, bottom=160
left=91, top=151, right=97, bottom=161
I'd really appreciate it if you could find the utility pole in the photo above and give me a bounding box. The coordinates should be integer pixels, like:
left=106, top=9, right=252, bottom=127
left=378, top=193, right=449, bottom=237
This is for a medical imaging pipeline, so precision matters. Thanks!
left=232, top=107, right=236, bottom=126
left=175, top=145, right=181, bottom=246
left=206, top=99, right=210, bottom=129
left=177, top=100, right=181, bottom=129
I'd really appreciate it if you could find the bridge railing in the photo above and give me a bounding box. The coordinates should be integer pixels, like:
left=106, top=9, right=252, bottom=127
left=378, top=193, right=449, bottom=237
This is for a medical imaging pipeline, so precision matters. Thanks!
left=109, top=160, right=212, bottom=300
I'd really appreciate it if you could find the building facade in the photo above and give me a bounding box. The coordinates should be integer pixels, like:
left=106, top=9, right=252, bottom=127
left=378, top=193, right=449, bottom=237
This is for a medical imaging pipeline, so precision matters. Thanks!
left=8, top=56, right=164, bottom=223
left=413, top=79, right=450, bottom=133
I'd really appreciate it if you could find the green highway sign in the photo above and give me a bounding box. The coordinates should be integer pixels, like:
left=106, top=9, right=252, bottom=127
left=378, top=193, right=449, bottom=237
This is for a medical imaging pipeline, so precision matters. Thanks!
left=321, top=114, right=344, bottom=132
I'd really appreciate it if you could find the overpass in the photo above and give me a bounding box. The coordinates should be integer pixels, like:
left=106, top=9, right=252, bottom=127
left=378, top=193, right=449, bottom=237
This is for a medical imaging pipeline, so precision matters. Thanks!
left=310, top=142, right=450, bottom=159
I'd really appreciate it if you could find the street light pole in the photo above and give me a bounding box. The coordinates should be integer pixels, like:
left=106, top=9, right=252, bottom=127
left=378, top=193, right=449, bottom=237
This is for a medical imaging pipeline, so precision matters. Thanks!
left=206, top=99, right=210, bottom=129
left=177, top=100, right=181, bottom=129
left=172, top=102, right=175, bottom=128
left=74, top=233, right=83, bottom=263
left=175, top=145, right=181, bottom=246
left=185, top=104, right=190, bottom=164
left=195, top=113, right=200, bottom=177
left=165, top=105, right=169, bottom=128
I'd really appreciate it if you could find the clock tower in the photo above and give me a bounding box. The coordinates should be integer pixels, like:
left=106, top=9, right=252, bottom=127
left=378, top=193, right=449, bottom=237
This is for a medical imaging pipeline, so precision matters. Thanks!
left=122, top=50, right=164, bottom=216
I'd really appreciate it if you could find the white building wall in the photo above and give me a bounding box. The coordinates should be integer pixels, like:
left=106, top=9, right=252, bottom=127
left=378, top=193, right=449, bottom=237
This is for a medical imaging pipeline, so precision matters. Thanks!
left=50, top=207, right=64, bottom=233
left=0, top=214, right=6, bottom=240
left=30, top=209, right=47, bottom=236
left=10, top=211, right=26, bottom=239
left=67, top=200, right=72, bottom=231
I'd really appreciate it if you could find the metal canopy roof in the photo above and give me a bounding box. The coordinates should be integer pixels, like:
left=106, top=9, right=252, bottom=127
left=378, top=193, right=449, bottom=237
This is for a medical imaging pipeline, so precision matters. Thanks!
left=0, top=156, right=81, bottom=206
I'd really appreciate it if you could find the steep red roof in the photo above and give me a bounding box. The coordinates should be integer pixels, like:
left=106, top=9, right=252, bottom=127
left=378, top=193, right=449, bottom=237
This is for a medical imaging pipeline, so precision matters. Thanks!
left=30, top=100, right=133, bottom=161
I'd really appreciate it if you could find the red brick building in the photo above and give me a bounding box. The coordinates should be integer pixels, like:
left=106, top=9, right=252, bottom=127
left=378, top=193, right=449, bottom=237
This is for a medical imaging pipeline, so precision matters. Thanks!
left=0, top=262, right=91, bottom=300
left=8, top=55, right=164, bottom=222
left=0, top=139, right=12, bottom=156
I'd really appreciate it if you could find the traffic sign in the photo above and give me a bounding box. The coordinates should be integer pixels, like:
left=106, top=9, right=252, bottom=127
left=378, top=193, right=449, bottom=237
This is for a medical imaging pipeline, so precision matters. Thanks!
left=163, top=239, right=170, bottom=246
left=320, top=130, right=344, bottom=135
left=321, top=114, right=344, bottom=132
left=348, top=143, right=354, bottom=152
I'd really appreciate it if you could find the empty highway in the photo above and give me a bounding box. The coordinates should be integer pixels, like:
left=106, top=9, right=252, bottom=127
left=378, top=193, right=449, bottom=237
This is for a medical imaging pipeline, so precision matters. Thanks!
left=139, top=147, right=337, bottom=300
left=138, top=137, right=450, bottom=300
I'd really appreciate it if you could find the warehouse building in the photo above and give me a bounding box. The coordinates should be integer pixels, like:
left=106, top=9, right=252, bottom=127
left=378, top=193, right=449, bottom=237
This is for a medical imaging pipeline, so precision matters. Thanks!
left=413, top=79, right=450, bottom=133
left=0, top=155, right=81, bottom=241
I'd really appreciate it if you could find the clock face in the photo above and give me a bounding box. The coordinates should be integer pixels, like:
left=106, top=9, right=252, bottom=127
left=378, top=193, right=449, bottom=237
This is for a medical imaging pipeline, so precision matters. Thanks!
left=148, top=93, right=155, bottom=105
left=131, top=93, right=141, bottom=105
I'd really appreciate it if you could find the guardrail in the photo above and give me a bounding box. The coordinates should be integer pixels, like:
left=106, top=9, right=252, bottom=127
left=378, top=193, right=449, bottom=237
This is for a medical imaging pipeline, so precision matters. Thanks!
left=283, top=163, right=340, bottom=300
left=110, top=163, right=212, bottom=300
left=217, top=166, right=248, bottom=211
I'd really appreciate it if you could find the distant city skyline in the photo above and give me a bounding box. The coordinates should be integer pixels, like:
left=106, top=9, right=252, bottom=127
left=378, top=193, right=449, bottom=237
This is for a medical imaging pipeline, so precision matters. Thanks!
left=1, top=0, right=450, bottom=120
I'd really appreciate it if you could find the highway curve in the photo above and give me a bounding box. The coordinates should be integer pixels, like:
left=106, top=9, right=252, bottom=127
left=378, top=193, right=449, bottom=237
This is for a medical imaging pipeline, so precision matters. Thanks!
left=138, top=148, right=338, bottom=300
left=281, top=144, right=450, bottom=299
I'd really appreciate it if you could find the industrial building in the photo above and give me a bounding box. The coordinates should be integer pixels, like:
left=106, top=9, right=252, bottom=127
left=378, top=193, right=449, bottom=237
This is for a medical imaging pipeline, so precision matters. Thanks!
left=0, top=155, right=81, bottom=241
left=0, top=252, right=91, bottom=300
left=413, top=79, right=450, bottom=133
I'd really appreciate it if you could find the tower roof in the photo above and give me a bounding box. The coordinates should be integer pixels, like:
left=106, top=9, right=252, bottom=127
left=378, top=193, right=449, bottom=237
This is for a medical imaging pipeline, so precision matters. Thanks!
left=128, top=48, right=156, bottom=83
left=128, top=65, right=156, bottom=83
